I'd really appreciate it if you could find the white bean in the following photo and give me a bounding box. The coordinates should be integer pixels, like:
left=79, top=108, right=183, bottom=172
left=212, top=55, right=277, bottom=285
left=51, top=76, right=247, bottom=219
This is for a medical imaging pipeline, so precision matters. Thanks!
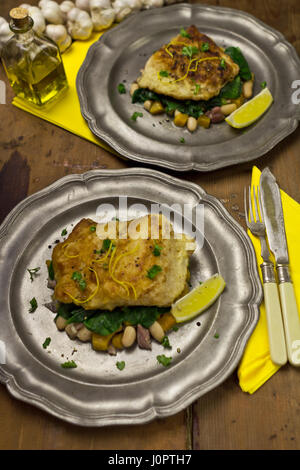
left=242, top=80, right=254, bottom=99
left=149, top=321, right=165, bottom=343
left=77, top=326, right=92, bottom=342
left=56, top=316, right=68, bottom=331
left=187, top=116, right=198, bottom=132
left=130, top=82, right=139, bottom=96
left=220, top=103, right=237, bottom=116
left=144, top=100, right=153, bottom=111
left=65, top=322, right=83, bottom=339
left=122, top=326, right=136, bottom=348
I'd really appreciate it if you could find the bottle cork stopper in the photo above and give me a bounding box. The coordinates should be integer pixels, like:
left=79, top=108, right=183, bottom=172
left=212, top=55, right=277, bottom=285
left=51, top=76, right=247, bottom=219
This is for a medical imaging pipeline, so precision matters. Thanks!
left=9, top=7, right=29, bottom=27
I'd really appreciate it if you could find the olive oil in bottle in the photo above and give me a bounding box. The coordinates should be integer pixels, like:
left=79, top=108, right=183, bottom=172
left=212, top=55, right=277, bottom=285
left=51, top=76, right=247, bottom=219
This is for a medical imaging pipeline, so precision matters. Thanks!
left=1, top=7, right=68, bottom=106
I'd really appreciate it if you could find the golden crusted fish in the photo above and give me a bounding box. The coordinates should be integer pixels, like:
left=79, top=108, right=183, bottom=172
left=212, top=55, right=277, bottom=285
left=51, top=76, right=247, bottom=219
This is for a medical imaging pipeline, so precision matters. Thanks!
left=52, top=214, right=195, bottom=311
left=137, top=25, right=240, bottom=101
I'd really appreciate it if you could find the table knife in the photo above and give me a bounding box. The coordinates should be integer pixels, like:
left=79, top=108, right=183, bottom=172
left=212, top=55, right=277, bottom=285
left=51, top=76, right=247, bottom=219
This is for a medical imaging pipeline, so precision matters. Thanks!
left=260, top=168, right=300, bottom=366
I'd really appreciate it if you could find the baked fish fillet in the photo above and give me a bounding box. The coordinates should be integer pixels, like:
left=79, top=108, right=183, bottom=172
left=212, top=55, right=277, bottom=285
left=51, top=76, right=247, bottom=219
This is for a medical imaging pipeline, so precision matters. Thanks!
left=137, top=25, right=240, bottom=101
left=52, top=214, right=195, bottom=311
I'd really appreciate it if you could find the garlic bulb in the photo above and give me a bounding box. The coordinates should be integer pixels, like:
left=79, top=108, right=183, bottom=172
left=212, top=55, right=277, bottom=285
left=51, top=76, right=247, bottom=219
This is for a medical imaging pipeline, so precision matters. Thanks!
left=75, top=0, right=91, bottom=12
left=90, top=0, right=115, bottom=31
left=45, top=24, right=72, bottom=52
left=60, top=1, right=76, bottom=21
left=27, top=6, right=46, bottom=35
left=142, top=0, right=163, bottom=8
left=0, top=17, right=13, bottom=51
left=112, top=0, right=142, bottom=22
left=67, top=7, right=93, bottom=40
left=38, top=0, right=52, bottom=8
left=40, top=0, right=64, bottom=24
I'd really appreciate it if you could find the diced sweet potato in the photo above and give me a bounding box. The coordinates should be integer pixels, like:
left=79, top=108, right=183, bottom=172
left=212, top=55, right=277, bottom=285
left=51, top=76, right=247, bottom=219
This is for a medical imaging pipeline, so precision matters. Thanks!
left=157, top=312, right=177, bottom=332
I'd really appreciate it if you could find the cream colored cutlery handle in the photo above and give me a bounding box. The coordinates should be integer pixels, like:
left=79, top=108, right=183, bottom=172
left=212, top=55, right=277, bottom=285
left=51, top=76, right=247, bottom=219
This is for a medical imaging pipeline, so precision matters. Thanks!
left=279, top=282, right=300, bottom=366
left=263, top=282, right=287, bottom=366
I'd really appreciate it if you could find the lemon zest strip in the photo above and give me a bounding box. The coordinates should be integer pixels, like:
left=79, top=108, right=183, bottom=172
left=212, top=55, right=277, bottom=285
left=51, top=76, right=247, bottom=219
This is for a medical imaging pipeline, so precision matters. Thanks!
left=93, top=240, right=113, bottom=264
left=62, top=242, right=79, bottom=259
left=172, top=56, right=220, bottom=84
left=164, top=40, right=190, bottom=58
left=64, top=267, right=100, bottom=304
left=108, top=244, right=131, bottom=297
left=111, top=244, right=140, bottom=300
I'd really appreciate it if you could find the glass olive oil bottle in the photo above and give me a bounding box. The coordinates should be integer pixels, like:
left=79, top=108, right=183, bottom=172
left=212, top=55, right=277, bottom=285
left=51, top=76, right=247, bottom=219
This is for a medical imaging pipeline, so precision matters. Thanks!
left=1, top=7, right=68, bottom=106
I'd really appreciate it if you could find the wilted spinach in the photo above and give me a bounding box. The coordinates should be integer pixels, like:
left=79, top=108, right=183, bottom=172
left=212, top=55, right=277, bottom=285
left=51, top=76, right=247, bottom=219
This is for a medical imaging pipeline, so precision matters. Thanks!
left=224, top=46, right=252, bottom=81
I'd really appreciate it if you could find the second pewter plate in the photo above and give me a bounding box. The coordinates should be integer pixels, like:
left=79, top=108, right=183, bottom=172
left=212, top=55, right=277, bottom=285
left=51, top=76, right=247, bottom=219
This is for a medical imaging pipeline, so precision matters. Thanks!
left=0, top=168, right=262, bottom=426
left=77, top=3, right=300, bottom=172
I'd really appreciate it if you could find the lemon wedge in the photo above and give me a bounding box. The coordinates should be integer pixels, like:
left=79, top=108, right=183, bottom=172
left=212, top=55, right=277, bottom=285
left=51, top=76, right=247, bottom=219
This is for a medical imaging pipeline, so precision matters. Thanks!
left=171, top=274, right=226, bottom=323
left=225, top=87, right=273, bottom=129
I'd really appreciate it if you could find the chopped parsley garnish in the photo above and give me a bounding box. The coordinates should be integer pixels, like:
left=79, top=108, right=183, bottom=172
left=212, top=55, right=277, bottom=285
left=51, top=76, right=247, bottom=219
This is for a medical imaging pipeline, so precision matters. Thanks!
left=157, top=354, right=172, bottom=367
left=71, top=271, right=82, bottom=281
left=61, top=228, right=67, bottom=236
left=180, top=27, right=190, bottom=38
left=71, top=271, right=86, bottom=290
left=180, top=137, right=185, bottom=144
left=78, top=279, right=86, bottom=290
left=214, top=333, right=220, bottom=339
left=61, top=360, right=77, bottom=368
left=116, top=361, right=125, bottom=371
left=43, top=337, right=51, bottom=349
left=159, top=70, right=169, bottom=77
left=153, top=244, right=162, bottom=256
left=201, top=42, right=210, bottom=52
left=182, top=45, right=199, bottom=59
left=29, top=297, right=38, bottom=313
left=161, top=335, right=172, bottom=349
left=47, top=261, right=54, bottom=281
left=220, top=58, right=226, bottom=69
left=147, top=265, right=162, bottom=279
left=194, top=84, right=200, bottom=95
left=131, top=111, right=143, bottom=121
left=90, top=226, right=96, bottom=232
left=261, top=81, right=267, bottom=89
left=102, top=238, right=112, bottom=251
left=118, top=83, right=126, bottom=94
left=172, top=325, right=179, bottom=332
left=27, top=267, right=40, bottom=282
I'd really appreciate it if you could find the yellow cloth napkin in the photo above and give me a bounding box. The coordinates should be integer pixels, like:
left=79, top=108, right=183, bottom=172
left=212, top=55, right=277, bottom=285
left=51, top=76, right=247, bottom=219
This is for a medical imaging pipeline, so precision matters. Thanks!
left=12, top=31, right=114, bottom=153
left=238, top=166, right=300, bottom=393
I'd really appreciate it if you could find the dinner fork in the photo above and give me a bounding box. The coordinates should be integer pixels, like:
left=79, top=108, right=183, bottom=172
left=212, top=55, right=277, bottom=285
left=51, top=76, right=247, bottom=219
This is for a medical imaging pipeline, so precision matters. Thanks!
left=244, top=186, right=287, bottom=366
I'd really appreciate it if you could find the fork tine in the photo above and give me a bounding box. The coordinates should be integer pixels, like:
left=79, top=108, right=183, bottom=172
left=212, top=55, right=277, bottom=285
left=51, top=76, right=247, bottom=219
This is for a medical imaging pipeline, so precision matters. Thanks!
left=248, top=186, right=254, bottom=223
left=244, top=187, right=249, bottom=227
left=253, top=186, right=260, bottom=222
left=258, top=186, right=265, bottom=223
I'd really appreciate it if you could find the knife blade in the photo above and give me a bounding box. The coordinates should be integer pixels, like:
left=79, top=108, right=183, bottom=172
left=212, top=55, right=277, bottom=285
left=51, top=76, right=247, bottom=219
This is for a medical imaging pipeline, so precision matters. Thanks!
left=260, top=167, right=300, bottom=366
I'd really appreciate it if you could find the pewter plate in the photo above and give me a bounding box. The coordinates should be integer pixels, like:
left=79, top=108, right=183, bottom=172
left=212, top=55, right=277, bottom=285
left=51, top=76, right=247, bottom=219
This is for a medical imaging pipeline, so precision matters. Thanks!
left=0, top=169, right=262, bottom=426
left=77, top=3, right=300, bottom=172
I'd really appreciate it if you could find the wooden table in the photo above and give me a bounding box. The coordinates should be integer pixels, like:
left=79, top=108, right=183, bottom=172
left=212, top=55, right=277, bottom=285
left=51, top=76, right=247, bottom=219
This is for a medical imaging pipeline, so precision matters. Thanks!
left=0, top=0, right=299, bottom=451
